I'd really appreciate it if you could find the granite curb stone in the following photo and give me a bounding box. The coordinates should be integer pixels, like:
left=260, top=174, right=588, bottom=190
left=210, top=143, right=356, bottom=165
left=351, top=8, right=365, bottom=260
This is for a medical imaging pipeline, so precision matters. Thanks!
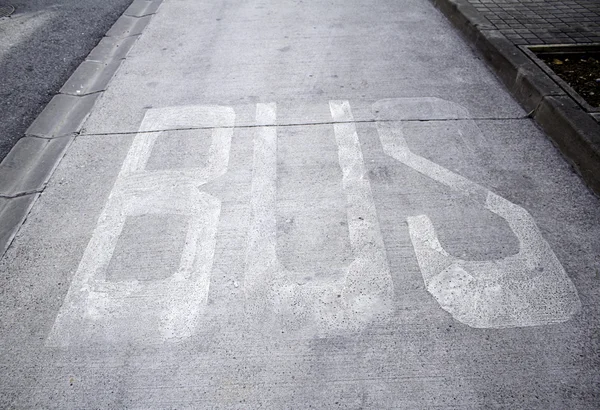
left=534, top=95, right=600, bottom=193
left=0, top=137, right=74, bottom=198
left=0, top=195, right=38, bottom=258
left=25, top=94, right=100, bottom=139
left=60, top=61, right=123, bottom=96
left=124, top=0, right=162, bottom=17
left=86, top=36, right=140, bottom=62
left=429, top=0, right=600, bottom=196
left=106, top=15, right=152, bottom=38
left=474, top=29, right=566, bottom=111
left=0, top=0, right=164, bottom=257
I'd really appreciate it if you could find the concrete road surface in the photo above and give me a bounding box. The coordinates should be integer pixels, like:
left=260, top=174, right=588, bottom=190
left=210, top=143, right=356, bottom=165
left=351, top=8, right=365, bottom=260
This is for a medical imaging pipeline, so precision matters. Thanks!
left=1, top=0, right=600, bottom=408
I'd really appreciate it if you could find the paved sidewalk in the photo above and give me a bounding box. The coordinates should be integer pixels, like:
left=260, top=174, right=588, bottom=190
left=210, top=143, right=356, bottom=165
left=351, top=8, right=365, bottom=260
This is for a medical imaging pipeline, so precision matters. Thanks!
left=467, top=0, right=600, bottom=45
left=1, top=0, right=600, bottom=408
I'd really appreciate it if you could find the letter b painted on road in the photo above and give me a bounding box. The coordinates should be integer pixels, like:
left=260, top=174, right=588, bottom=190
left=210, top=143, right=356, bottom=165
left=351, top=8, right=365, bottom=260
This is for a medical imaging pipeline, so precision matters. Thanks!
left=47, top=106, right=234, bottom=346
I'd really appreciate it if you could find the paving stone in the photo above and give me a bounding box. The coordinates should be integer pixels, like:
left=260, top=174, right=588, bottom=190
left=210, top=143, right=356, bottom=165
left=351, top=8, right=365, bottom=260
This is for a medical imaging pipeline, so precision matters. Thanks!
left=465, top=0, right=600, bottom=45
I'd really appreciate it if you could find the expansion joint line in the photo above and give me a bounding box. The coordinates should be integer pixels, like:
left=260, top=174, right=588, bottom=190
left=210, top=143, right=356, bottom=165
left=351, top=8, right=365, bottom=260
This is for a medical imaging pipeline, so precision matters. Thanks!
left=79, top=116, right=530, bottom=137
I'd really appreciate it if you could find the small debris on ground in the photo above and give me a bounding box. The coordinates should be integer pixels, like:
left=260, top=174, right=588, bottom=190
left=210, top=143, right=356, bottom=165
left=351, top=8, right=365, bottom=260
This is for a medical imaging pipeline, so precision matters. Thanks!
left=541, top=54, right=600, bottom=108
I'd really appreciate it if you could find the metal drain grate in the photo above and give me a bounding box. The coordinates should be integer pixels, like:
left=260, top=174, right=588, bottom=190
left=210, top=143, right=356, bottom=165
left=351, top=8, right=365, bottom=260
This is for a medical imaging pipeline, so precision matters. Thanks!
left=0, top=5, right=15, bottom=18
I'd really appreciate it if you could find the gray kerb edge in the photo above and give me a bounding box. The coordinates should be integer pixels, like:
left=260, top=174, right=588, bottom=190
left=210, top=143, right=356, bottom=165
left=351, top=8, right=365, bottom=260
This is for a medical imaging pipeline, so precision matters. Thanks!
left=0, top=0, right=163, bottom=257
left=124, top=0, right=162, bottom=17
left=429, top=0, right=600, bottom=196
left=60, top=61, right=123, bottom=96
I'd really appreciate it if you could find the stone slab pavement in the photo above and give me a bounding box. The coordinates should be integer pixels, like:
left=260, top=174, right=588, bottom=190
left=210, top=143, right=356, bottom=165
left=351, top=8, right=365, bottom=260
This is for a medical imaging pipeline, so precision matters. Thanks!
left=1, top=0, right=600, bottom=408
left=466, top=0, right=600, bottom=45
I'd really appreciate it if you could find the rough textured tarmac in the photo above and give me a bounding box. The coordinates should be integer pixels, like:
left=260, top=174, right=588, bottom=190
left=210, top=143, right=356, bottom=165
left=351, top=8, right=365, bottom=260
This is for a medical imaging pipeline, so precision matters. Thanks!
left=1, top=0, right=600, bottom=408
left=0, top=0, right=133, bottom=161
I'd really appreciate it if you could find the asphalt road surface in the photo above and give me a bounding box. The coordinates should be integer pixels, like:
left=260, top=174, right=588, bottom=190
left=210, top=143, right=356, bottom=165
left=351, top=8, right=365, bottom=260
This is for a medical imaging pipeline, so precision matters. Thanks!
left=0, top=0, right=133, bottom=161
left=1, top=0, right=600, bottom=408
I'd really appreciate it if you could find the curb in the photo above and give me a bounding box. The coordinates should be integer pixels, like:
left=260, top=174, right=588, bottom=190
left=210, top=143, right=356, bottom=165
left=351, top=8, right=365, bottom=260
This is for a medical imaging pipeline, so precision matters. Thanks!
left=0, top=0, right=164, bottom=257
left=429, top=0, right=600, bottom=196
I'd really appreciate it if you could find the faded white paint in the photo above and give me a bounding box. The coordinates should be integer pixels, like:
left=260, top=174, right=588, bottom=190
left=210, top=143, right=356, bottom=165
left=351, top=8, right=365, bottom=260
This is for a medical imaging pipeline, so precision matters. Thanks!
left=47, top=105, right=234, bottom=346
left=47, top=97, right=576, bottom=343
left=375, top=97, right=581, bottom=328
left=244, top=101, right=393, bottom=336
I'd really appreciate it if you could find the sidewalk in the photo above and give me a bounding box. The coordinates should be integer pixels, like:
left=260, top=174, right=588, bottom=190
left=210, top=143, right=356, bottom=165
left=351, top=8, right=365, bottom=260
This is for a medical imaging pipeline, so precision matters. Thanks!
left=1, top=0, right=599, bottom=408
left=470, top=0, right=600, bottom=45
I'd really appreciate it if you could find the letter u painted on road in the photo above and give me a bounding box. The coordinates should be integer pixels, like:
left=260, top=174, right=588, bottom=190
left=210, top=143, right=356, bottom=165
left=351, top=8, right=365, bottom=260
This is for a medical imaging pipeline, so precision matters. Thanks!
left=244, top=102, right=394, bottom=336
left=47, top=106, right=235, bottom=346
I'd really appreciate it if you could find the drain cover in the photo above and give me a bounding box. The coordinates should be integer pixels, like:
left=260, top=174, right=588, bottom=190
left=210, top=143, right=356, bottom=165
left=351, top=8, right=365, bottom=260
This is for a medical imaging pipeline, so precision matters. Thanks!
left=0, top=5, right=15, bottom=18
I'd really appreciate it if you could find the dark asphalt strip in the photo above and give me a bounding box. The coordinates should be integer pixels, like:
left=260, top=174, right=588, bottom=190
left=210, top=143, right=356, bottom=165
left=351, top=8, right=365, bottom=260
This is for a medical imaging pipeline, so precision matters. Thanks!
left=0, top=0, right=134, bottom=161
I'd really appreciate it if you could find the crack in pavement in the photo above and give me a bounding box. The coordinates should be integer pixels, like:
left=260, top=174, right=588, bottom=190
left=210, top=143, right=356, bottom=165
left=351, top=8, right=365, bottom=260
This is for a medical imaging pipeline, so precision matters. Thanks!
left=78, top=116, right=531, bottom=137
left=0, top=189, right=43, bottom=199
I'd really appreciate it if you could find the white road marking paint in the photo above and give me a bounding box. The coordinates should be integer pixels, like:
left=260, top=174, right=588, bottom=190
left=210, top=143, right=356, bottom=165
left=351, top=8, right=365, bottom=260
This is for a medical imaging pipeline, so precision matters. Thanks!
left=47, top=105, right=234, bottom=346
left=375, top=98, right=581, bottom=328
left=244, top=101, right=393, bottom=335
